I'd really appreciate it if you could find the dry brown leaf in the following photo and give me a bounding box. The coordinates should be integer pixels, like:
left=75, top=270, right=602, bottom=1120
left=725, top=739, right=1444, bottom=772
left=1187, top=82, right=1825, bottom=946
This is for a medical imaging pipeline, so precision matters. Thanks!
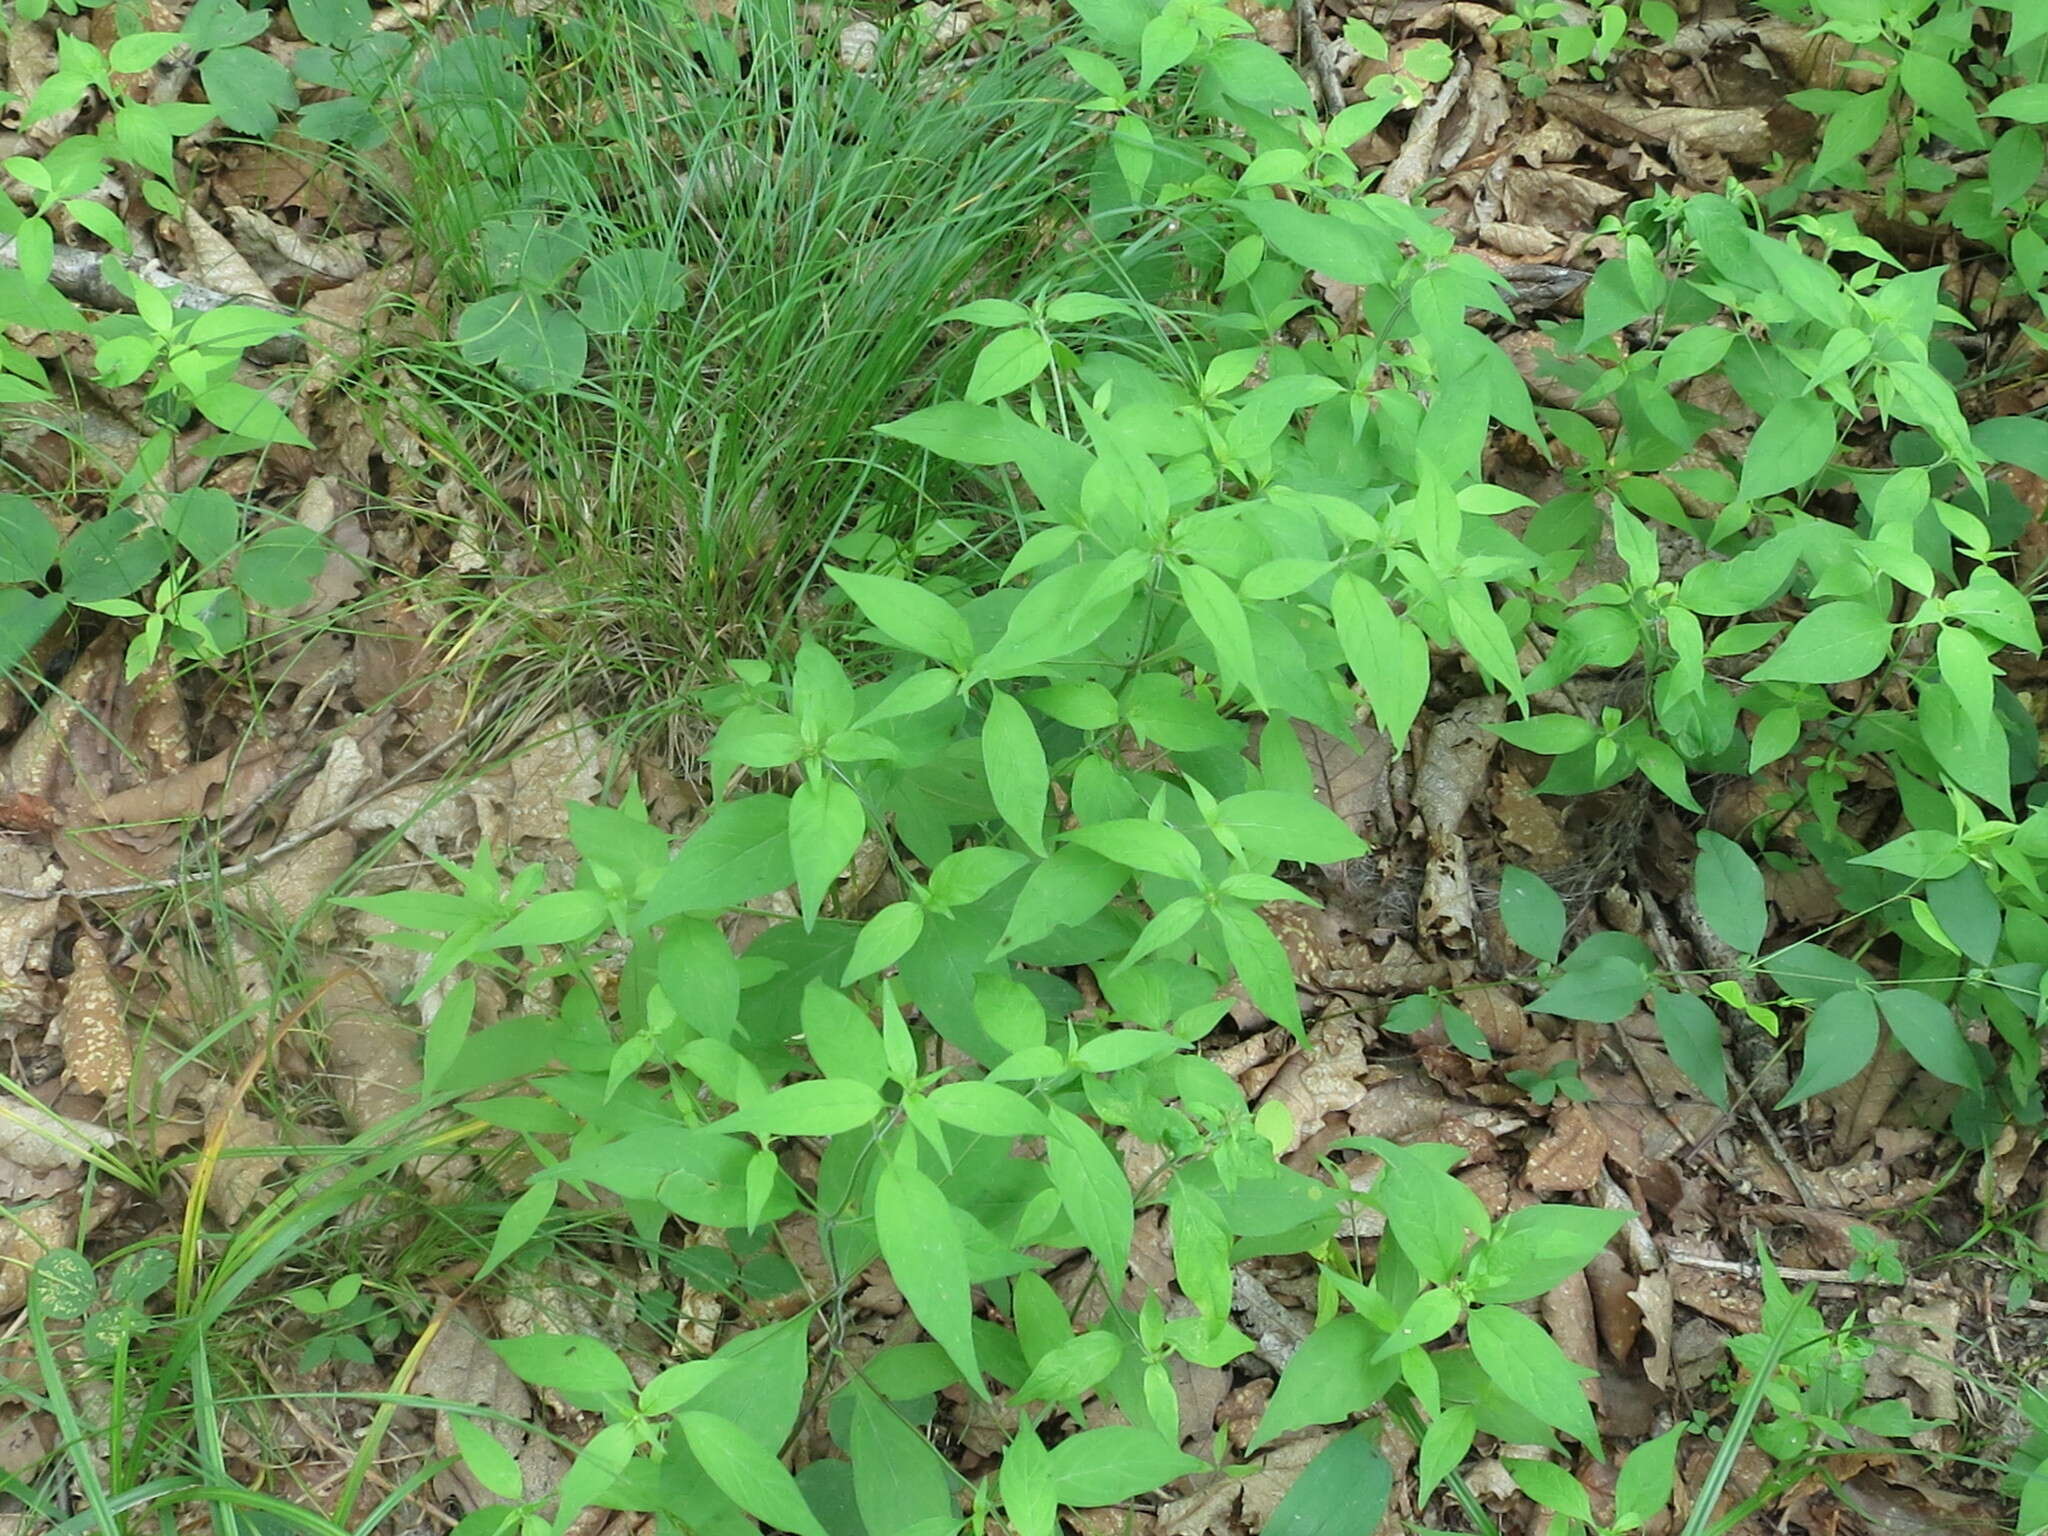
left=1292, top=713, right=1397, bottom=846
left=415, top=1309, right=571, bottom=1510
left=349, top=787, right=477, bottom=858
left=1665, top=1246, right=1762, bottom=1332
left=1344, top=1071, right=1458, bottom=1144
left=506, top=714, right=606, bottom=843
left=1746, top=20, right=1888, bottom=91
left=0, top=1092, right=118, bottom=1172
left=222, top=206, right=371, bottom=283
left=301, top=258, right=425, bottom=388
left=1865, top=1297, right=1960, bottom=1446
left=1585, top=1247, right=1641, bottom=1362
left=1500, top=166, right=1627, bottom=232
left=1455, top=986, right=1527, bottom=1053
left=284, top=736, right=379, bottom=836
left=58, top=744, right=287, bottom=885
left=1630, top=1269, right=1675, bottom=1389
left=1538, top=85, right=1776, bottom=165
left=1543, top=1269, right=1600, bottom=1383
left=1256, top=1023, right=1374, bottom=1153
left=1493, top=766, right=1573, bottom=871
left=1382, top=54, right=1471, bottom=201
left=180, top=209, right=273, bottom=301
left=1478, top=221, right=1563, bottom=258
left=202, top=1094, right=285, bottom=1224
left=315, top=963, right=418, bottom=1139
left=232, top=830, right=358, bottom=929
left=1414, top=697, right=1505, bottom=952
left=55, top=933, right=127, bottom=1096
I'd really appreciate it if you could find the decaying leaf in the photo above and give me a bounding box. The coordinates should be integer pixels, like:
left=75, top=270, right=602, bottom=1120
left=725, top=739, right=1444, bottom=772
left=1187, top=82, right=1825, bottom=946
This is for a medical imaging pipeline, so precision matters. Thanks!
left=200, top=1088, right=285, bottom=1224
left=414, top=1308, right=570, bottom=1510
left=1414, top=697, right=1505, bottom=953
left=505, top=714, right=607, bottom=843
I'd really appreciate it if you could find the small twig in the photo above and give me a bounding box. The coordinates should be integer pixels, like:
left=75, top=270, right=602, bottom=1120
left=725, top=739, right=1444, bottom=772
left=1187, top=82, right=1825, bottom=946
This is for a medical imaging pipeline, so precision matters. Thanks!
left=1294, top=0, right=1346, bottom=117
left=1664, top=1249, right=2048, bottom=1312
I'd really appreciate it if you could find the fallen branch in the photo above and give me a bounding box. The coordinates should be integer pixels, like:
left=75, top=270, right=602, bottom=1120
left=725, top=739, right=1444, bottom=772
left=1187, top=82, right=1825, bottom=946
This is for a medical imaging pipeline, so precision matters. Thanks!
left=0, top=235, right=307, bottom=364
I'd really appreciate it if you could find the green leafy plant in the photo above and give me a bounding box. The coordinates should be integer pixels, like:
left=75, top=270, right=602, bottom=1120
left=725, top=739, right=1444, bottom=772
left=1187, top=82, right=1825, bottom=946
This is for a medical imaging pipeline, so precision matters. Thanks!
left=282, top=1273, right=401, bottom=1371
left=0, top=7, right=355, bottom=682
left=1490, top=0, right=1664, bottom=96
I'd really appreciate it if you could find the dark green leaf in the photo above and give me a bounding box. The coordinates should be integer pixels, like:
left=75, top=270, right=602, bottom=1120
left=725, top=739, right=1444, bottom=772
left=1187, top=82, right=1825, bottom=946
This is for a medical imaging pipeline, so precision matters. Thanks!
left=1529, top=954, right=1648, bottom=1023
left=455, top=291, right=587, bottom=393
left=641, top=794, right=794, bottom=922
left=1746, top=601, right=1892, bottom=685
left=876, top=1152, right=981, bottom=1391
left=1043, top=1427, right=1205, bottom=1507
left=1045, top=1106, right=1133, bottom=1286
left=1466, top=1204, right=1630, bottom=1304
left=678, top=1412, right=829, bottom=1536
left=1266, top=1426, right=1391, bottom=1536
left=983, top=691, right=1050, bottom=856
left=0, top=494, right=58, bottom=583
left=1466, top=1304, right=1598, bottom=1446
left=1739, top=397, right=1836, bottom=498
left=1876, top=989, right=1980, bottom=1089
left=1498, top=866, right=1565, bottom=964
left=1652, top=989, right=1728, bottom=1108
left=1780, top=989, right=1879, bottom=1106
left=1694, top=831, right=1766, bottom=954
left=1251, top=1315, right=1398, bottom=1449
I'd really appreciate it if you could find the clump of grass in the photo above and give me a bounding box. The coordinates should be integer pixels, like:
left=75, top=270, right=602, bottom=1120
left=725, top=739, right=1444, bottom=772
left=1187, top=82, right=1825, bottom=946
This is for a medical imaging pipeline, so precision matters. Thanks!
left=385, top=0, right=1089, bottom=743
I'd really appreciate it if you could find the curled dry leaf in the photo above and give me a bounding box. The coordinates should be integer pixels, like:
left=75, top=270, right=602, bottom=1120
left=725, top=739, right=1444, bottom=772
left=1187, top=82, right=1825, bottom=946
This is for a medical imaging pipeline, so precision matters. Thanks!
left=179, top=208, right=273, bottom=302
left=222, top=206, right=371, bottom=284
left=1866, top=1296, right=1960, bottom=1444
left=1256, top=1023, right=1376, bottom=1154
left=1630, top=1269, right=1675, bottom=1390
left=315, top=962, right=419, bottom=1140
left=0, top=1093, right=118, bottom=1172
left=1543, top=1268, right=1601, bottom=1382
left=1745, top=20, right=1889, bottom=90
left=1380, top=54, right=1471, bottom=201
left=231, top=830, right=358, bottom=928
left=58, top=744, right=287, bottom=886
left=1585, top=1247, right=1641, bottom=1362
left=1414, top=696, right=1505, bottom=952
left=1500, top=166, right=1627, bottom=233
left=285, top=735, right=378, bottom=836
left=1663, top=1243, right=1763, bottom=1332
left=1478, top=220, right=1563, bottom=258
left=349, top=786, right=477, bottom=859
left=1538, top=85, right=1777, bottom=166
